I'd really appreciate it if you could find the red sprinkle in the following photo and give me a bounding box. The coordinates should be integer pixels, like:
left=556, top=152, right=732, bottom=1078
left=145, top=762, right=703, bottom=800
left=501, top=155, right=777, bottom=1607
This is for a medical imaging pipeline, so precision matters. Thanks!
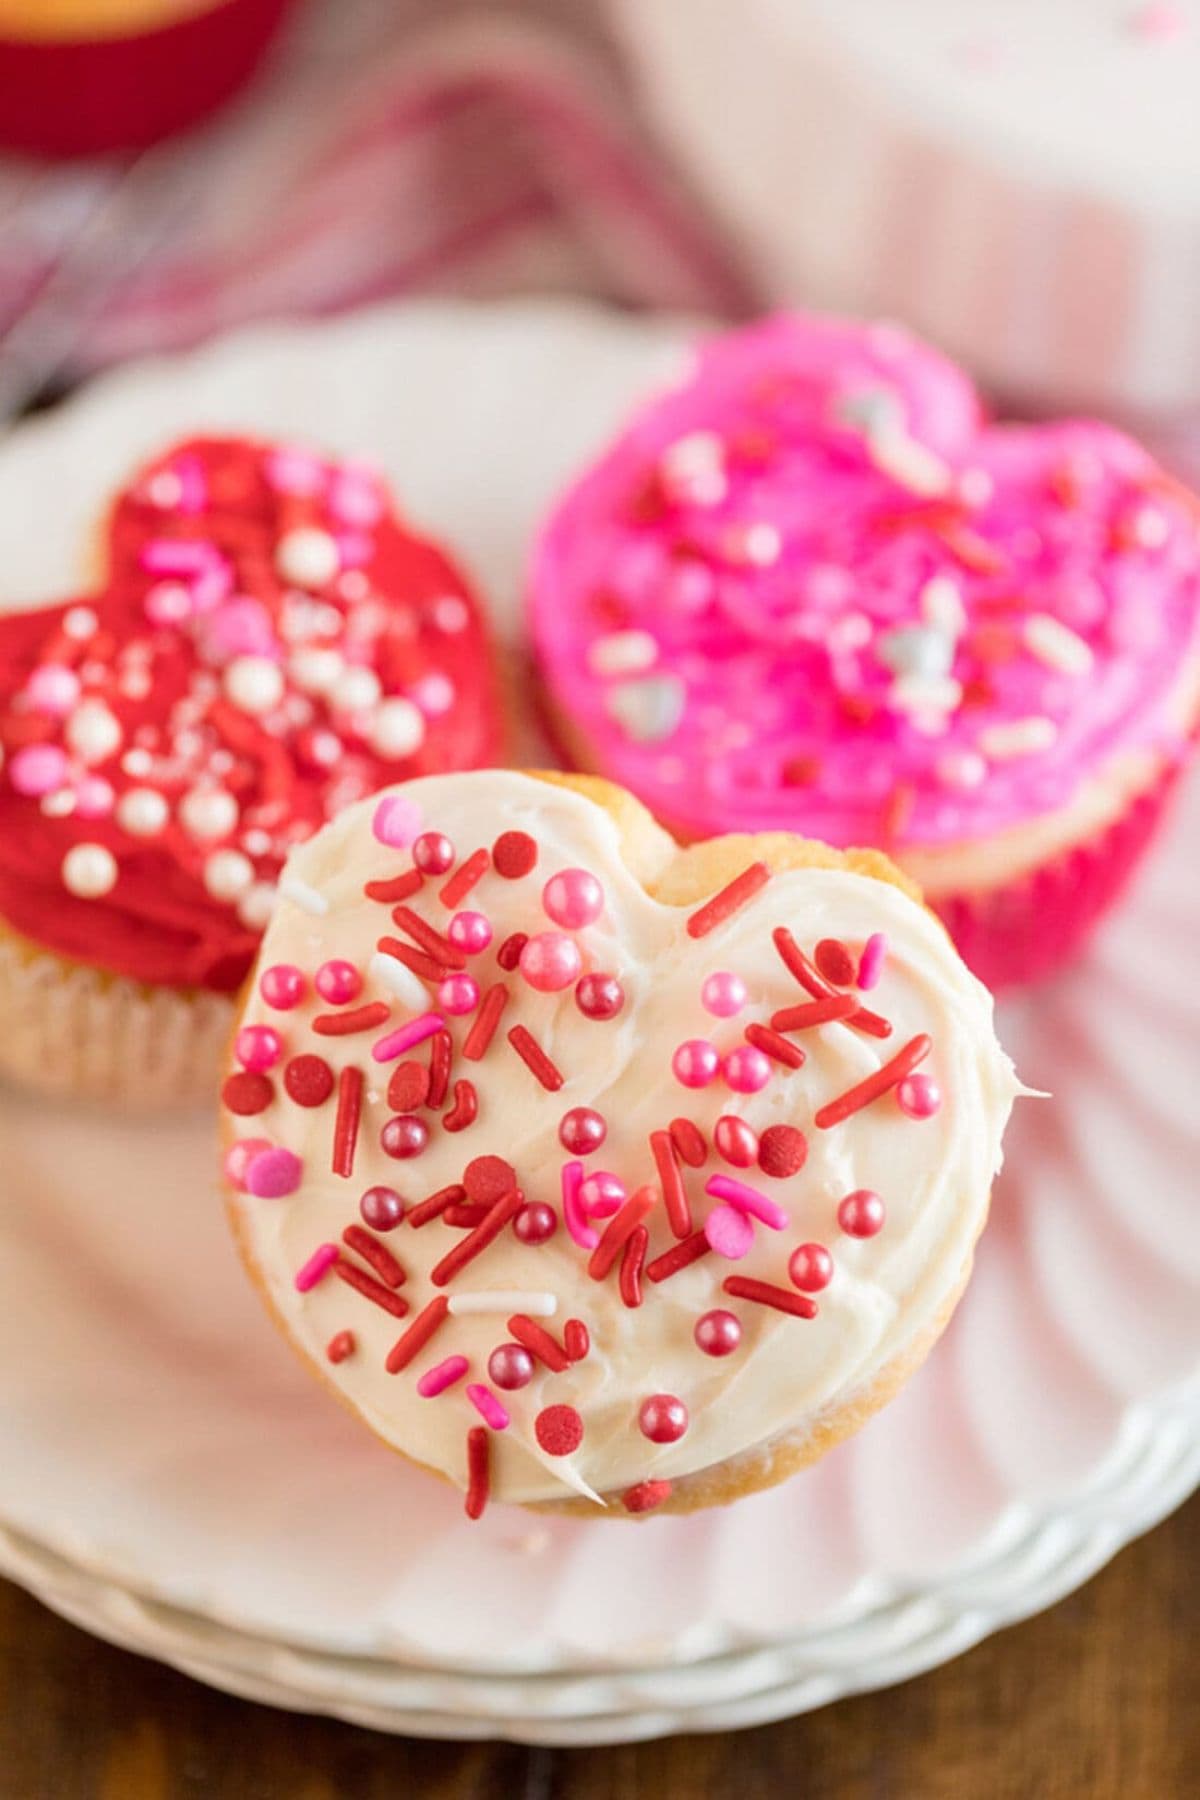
left=331, top=1065, right=363, bottom=1178
left=669, top=1118, right=707, bottom=1168
left=815, top=938, right=856, bottom=986
left=535, top=1403, right=583, bottom=1457
left=430, top=1186, right=523, bottom=1286
left=439, top=846, right=490, bottom=910
left=620, top=1224, right=648, bottom=1308
left=588, top=1185, right=657, bottom=1281
left=375, top=936, right=455, bottom=985
left=388, top=1060, right=430, bottom=1113
left=313, top=1001, right=390, bottom=1038
left=221, top=1071, right=273, bottom=1116
left=463, top=1154, right=518, bottom=1204
left=495, top=931, right=528, bottom=972
left=507, top=1024, right=564, bottom=1092
left=427, top=1030, right=452, bottom=1109
left=508, top=1314, right=570, bottom=1373
left=390, top=904, right=466, bottom=969
left=686, top=861, right=771, bottom=939
left=442, top=1078, right=479, bottom=1132
left=772, top=928, right=892, bottom=1039
left=744, top=1024, right=806, bottom=1070
left=757, top=1125, right=808, bottom=1179
left=646, top=1231, right=710, bottom=1284
left=364, top=868, right=424, bottom=903
left=563, top=1318, right=590, bottom=1361
left=723, top=1276, right=818, bottom=1319
left=407, top=1184, right=467, bottom=1229
left=623, top=1479, right=672, bottom=1515
left=771, top=995, right=858, bottom=1032
left=326, top=1330, right=356, bottom=1364
left=342, top=1224, right=406, bottom=1287
left=650, top=1128, right=692, bottom=1238
left=284, top=1054, right=335, bottom=1107
left=443, top=1203, right=491, bottom=1228
left=462, top=983, right=509, bottom=1060
left=465, top=1426, right=490, bottom=1520
left=333, top=1261, right=409, bottom=1318
left=815, top=1034, right=932, bottom=1129
left=492, top=830, right=538, bottom=879
left=386, top=1294, right=450, bottom=1372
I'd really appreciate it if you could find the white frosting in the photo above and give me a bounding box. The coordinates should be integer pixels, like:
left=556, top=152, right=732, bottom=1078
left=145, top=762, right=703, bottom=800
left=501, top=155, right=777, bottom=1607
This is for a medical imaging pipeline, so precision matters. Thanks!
left=227, top=772, right=1018, bottom=1507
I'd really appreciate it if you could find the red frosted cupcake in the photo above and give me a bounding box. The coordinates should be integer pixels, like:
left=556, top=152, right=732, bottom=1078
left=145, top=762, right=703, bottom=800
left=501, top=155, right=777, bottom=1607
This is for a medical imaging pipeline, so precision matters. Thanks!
left=0, top=0, right=295, bottom=157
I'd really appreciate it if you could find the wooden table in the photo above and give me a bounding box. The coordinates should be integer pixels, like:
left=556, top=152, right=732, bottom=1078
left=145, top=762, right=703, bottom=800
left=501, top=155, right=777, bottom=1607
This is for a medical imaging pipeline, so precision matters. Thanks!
left=1, top=1491, right=1194, bottom=1798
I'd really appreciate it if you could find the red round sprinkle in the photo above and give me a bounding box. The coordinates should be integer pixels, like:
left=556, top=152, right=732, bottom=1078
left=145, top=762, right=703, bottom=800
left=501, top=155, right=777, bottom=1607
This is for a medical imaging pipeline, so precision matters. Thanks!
left=513, top=1201, right=557, bottom=1245
left=221, top=1071, right=273, bottom=1116
left=714, top=1115, right=759, bottom=1168
left=638, top=1393, right=688, bottom=1444
left=488, top=1342, right=534, bottom=1390
left=360, top=1186, right=405, bottom=1231
left=814, top=938, right=856, bottom=987
left=282, top=1054, right=334, bottom=1108
left=694, top=1309, right=742, bottom=1356
left=838, top=1190, right=886, bottom=1238
left=463, top=1154, right=517, bottom=1204
left=788, top=1242, right=834, bottom=1291
left=623, top=1479, right=673, bottom=1515
left=413, top=831, right=455, bottom=875
left=757, top=1124, right=808, bottom=1179
left=558, top=1106, right=607, bottom=1155
left=492, top=830, right=538, bottom=879
left=535, top=1403, right=584, bottom=1456
left=326, top=1330, right=356, bottom=1364
left=387, top=1060, right=431, bottom=1113
left=575, top=972, right=624, bottom=1020
left=380, top=1115, right=430, bottom=1160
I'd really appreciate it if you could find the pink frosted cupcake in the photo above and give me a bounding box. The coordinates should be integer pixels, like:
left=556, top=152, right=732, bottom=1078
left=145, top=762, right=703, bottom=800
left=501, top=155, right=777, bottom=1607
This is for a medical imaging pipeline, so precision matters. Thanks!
left=530, top=315, right=1200, bottom=988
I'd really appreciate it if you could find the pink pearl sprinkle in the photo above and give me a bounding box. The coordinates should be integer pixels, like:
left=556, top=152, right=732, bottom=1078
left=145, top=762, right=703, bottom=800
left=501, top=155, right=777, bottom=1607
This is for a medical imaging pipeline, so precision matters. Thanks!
left=260, top=964, right=305, bottom=1010
left=559, top=1106, right=607, bottom=1155
left=721, top=1045, right=771, bottom=1094
left=513, top=1202, right=557, bottom=1246
left=488, top=1342, right=534, bottom=1389
left=672, top=1038, right=720, bottom=1089
left=561, top=1159, right=599, bottom=1249
left=437, top=973, right=479, bottom=1016
left=695, top=1309, right=742, bottom=1356
left=235, top=1024, right=283, bottom=1072
left=466, top=1384, right=511, bottom=1431
left=578, top=1171, right=626, bottom=1218
left=703, top=1202, right=755, bottom=1259
left=706, top=1172, right=789, bottom=1231
left=246, top=1147, right=303, bottom=1199
left=714, top=1115, right=759, bottom=1168
left=315, top=959, right=362, bottom=1004
left=223, top=1137, right=271, bottom=1190
left=372, top=795, right=422, bottom=849
left=789, top=1242, right=834, bottom=1292
left=9, top=743, right=68, bottom=797
left=417, top=1355, right=469, bottom=1398
left=542, top=867, right=605, bottom=930
left=701, top=971, right=747, bottom=1018
left=838, top=1189, right=886, bottom=1238
left=371, top=1011, right=444, bottom=1063
left=857, top=932, right=887, bottom=991
left=74, top=776, right=115, bottom=819
left=26, top=663, right=80, bottom=716
left=293, top=1242, right=338, bottom=1291
left=519, top=931, right=582, bottom=993
left=412, top=831, right=454, bottom=875
left=144, top=581, right=193, bottom=626
left=638, top=1393, right=688, bottom=1444
left=897, top=1073, right=942, bottom=1118
left=448, top=910, right=493, bottom=954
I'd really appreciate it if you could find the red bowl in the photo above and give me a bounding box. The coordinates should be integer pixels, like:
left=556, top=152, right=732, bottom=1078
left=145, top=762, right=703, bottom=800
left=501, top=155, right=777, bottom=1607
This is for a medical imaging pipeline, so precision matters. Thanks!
left=0, top=0, right=296, bottom=157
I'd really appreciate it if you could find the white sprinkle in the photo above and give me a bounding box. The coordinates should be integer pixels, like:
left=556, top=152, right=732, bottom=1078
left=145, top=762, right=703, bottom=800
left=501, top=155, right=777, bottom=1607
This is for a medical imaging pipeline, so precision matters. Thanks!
left=368, top=950, right=429, bottom=1009
left=935, top=749, right=988, bottom=790
left=868, top=429, right=953, bottom=498
left=279, top=873, right=329, bottom=916
left=1023, top=614, right=1094, bottom=676
left=62, top=842, right=117, bottom=898
left=40, top=789, right=76, bottom=818
left=276, top=525, right=340, bottom=590
left=979, top=716, right=1058, bottom=760
left=447, top=1292, right=559, bottom=1318
left=289, top=647, right=344, bottom=696
left=62, top=606, right=98, bottom=641
left=586, top=630, right=658, bottom=678
left=370, top=696, right=426, bottom=759
left=116, top=787, right=169, bottom=837
left=331, top=665, right=382, bottom=716
left=920, top=575, right=968, bottom=638
left=180, top=786, right=238, bottom=842
left=1131, top=504, right=1169, bottom=548
left=607, top=674, right=686, bottom=743
left=891, top=674, right=963, bottom=715
left=224, top=655, right=284, bottom=717
left=204, top=848, right=254, bottom=903
left=237, top=881, right=277, bottom=930
left=66, top=699, right=122, bottom=765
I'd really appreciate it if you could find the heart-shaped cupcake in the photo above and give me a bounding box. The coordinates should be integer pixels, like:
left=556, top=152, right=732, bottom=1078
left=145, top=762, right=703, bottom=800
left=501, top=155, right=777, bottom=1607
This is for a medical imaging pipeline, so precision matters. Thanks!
left=222, top=769, right=1017, bottom=1517
left=530, top=315, right=1200, bottom=987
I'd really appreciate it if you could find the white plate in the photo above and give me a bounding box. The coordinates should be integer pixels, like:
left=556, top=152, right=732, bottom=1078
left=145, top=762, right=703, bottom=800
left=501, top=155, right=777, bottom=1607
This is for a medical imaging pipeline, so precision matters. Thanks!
left=0, top=300, right=1197, bottom=1709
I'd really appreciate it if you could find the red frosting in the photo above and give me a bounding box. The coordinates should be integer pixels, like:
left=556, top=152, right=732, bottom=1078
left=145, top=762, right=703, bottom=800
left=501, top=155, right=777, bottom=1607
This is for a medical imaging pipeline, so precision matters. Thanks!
left=0, top=436, right=502, bottom=991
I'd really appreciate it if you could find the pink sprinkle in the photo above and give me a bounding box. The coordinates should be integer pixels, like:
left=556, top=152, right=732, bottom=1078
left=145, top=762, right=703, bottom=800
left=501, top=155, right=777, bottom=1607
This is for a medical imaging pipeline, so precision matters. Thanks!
left=1131, top=3, right=1185, bottom=41
left=466, top=1384, right=511, bottom=1430
left=244, top=1147, right=303, bottom=1199
left=372, top=795, right=423, bottom=848
left=294, top=1243, right=339, bottom=1292
left=141, top=537, right=221, bottom=576
left=371, top=1011, right=444, bottom=1063
left=706, top=1173, right=789, bottom=1231
left=417, top=1355, right=470, bottom=1398
left=9, top=743, right=69, bottom=797
left=223, top=1137, right=271, bottom=1191
left=562, top=1159, right=599, bottom=1250
left=703, top=1203, right=755, bottom=1260
left=857, top=933, right=887, bottom=991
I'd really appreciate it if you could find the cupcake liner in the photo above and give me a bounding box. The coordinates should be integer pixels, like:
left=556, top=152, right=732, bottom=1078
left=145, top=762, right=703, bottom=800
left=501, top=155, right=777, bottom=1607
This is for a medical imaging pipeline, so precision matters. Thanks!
left=932, top=756, right=1191, bottom=991
left=0, top=924, right=233, bottom=1108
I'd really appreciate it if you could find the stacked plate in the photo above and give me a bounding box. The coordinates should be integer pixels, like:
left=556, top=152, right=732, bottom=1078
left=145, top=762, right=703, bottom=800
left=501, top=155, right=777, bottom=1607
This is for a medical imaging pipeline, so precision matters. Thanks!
left=0, top=301, right=1197, bottom=1742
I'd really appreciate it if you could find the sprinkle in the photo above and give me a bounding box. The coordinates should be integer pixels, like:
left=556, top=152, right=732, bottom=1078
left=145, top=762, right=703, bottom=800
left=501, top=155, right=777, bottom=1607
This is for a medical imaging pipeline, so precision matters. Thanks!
left=279, top=874, right=328, bottom=916
left=723, top=1276, right=818, bottom=1319
left=563, top=1319, right=590, bottom=1360
left=742, top=1028, right=803, bottom=1077
left=772, top=928, right=891, bottom=1038
left=1023, top=613, right=1094, bottom=675
left=508, top=1314, right=570, bottom=1373
left=757, top=1125, right=808, bottom=1179
left=442, top=1078, right=479, bottom=1132
left=284, top=1054, right=334, bottom=1108
left=588, top=1186, right=658, bottom=1280
left=496, top=932, right=528, bottom=971
left=815, top=1033, right=932, bottom=1129
left=364, top=868, right=424, bottom=904
left=686, top=862, right=771, bottom=939
left=407, top=1184, right=467, bottom=1228
left=331, top=1066, right=363, bottom=1178
left=386, top=1294, right=450, bottom=1372
left=449, top=1290, right=558, bottom=1317
left=607, top=674, right=685, bottom=742
left=669, top=1118, right=707, bottom=1167
left=427, top=1030, right=452, bottom=1108
left=371, top=796, right=423, bottom=850
left=620, top=1225, right=648, bottom=1307
left=332, top=1262, right=409, bottom=1318
left=462, top=983, right=509, bottom=1060
left=294, top=1244, right=339, bottom=1292
left=587, top=628, right=658, bottom=676
left=463, top=1154, right=517, bottom=1204
left=439, top=847, right=490, bottom=910
left=650, top=1129, right=692, bottom=1237
left=371, top=1011, right=444, bottom=1064
left=326, top=1331, right=355, bottom=1364
left=562, top=1159, right=598, bottom=1250
left=221, top=1071, right=273, bottom=1116
left=979, top=716, right=1058, bottom=760
left=507, top=1024, right=564, bottom=1092
left=430, top=1186, right=523, bottom=1286
left=705, top=1173, right=789, bottom=1230
left=341, top=1224, right=405, bottom=1287
left=703, top=1204, right=755, bottom=1259
left=375, top=937, right=453, bottom=985
left=771, top=995, right=858, bottom=1032
left=388, top=1060, right=430, bottom=1112
left=417, top=1355, right=469, bottom=1398
left=534, top=1404, right=583, bottom=1457
left=390, top=904, right=466, bottom=969
left=623, top=1480, right=672, bottom=1514
left=443, top=1204, right=490, bottom=1228
left=245, top=1147, right=302, bottom=1198
left=857, top=933, right=887, bottom=990
left=814, top=939, right=856, bottom=987
left=492, top=830, right=538, bottom=878
left=466, top=1385, right=510, bottom=1431
left=465, top=1427, right=490, bottom=1519
left=313, top=1001, right=390, bottom=1038
left=646, top=1231, right=711, bottom=1283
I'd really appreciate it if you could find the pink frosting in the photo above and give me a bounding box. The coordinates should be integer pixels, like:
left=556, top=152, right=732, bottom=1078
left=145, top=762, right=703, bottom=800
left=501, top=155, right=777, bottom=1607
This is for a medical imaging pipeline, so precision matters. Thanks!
left=530, top=315, right=1200, bottom=849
